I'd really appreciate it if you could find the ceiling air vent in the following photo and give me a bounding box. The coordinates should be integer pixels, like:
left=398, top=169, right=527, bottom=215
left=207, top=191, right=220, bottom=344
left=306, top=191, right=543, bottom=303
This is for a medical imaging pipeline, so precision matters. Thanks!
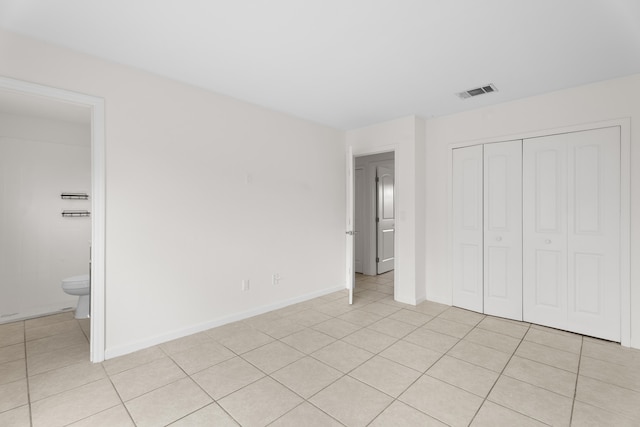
left=456, top=84, right=498, bottom=99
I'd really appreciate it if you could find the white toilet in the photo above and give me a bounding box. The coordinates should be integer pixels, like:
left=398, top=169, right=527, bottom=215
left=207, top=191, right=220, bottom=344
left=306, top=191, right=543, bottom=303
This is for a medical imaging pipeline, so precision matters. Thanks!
left=61, top=274, right=90, bottom=319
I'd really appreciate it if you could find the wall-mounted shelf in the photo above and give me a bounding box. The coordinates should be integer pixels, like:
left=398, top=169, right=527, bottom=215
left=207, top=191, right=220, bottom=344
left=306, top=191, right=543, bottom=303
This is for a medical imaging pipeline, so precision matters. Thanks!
left=61, top=193, right=89, bottom=200
left=62, top=210, right=91, bottom=217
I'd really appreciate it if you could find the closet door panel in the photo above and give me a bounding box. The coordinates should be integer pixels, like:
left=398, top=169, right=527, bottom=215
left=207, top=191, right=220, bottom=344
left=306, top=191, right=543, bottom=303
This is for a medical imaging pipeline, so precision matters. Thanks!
left=523, top=136, right=568, bottom=328
left=452, top=145, right=483, bottom=312
left=567, top=127, right=620, bottom=341
left=484, top=140, right=522, bottom=320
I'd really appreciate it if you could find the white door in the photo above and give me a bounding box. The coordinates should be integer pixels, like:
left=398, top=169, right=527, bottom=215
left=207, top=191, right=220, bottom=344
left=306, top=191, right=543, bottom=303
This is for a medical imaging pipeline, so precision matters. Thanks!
left=523, top=127, right=620, bottom=341
left=354, top=167, right=365, bottom=274
left=346, top=146, right=355, bottom=304
left=484, top=140, right=523, bottom=320
left=566, top=127, right=620, bottom=340
left=452, top=145, right=484, bottom=312
left=376, top=164, right=395, bottom=274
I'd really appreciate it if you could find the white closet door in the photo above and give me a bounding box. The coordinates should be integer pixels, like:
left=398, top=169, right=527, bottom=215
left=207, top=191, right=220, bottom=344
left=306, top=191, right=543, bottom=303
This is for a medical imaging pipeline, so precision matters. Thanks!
left=566, top=127, right=620, bottom=341
left=484, top=140, right=522, bottom=320
left=523, top=127, right=620, bottom=341
left=523, top=135, right=568, bottom=328
left=452, top=145, right=483, bottom=312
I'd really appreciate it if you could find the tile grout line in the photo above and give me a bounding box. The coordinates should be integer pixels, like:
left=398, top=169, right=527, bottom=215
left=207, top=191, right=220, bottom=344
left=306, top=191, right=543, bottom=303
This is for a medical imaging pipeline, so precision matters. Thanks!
left=569, top=335, right=584, bottom=426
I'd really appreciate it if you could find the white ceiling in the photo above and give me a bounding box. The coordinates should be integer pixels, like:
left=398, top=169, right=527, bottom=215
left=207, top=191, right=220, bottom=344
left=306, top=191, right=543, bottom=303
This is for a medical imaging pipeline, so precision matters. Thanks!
left=1, top=0, right=639, bottom=130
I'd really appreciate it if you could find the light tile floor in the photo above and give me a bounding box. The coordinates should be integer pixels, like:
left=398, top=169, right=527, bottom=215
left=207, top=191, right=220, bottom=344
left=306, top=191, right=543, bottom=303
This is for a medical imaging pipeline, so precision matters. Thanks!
left=2, top=271, right=640, bottom=426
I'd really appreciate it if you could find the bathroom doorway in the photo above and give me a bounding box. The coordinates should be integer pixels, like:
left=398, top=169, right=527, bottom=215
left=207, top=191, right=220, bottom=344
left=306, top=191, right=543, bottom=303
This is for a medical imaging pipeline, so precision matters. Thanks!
left=0, top=77, right=105, bottom=362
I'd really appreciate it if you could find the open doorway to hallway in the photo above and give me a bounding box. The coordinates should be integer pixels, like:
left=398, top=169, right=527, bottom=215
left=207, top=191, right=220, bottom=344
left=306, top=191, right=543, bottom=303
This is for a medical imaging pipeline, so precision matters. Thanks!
left=353, top=151, right=395, bottom=301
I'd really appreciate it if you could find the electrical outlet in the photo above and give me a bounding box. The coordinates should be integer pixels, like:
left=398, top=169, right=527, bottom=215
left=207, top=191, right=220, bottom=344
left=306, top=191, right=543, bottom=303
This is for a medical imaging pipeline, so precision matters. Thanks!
left=242, top=279, right=250, bottom=292
left=272, top=273, right=280, bottom=285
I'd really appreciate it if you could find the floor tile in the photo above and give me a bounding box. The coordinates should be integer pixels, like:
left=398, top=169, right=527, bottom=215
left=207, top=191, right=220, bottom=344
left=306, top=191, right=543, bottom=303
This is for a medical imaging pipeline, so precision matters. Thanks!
left=358, top=302, right=402, bottom=317
left=403, top=327, right=459, bottom=353
left=379, top=340, right=442, bottom=372
left=515, top=340, right=579, bottom=373
left=270, top=402, right=342, bottom=427
left=524, top=328, right=582, bottom=354
left=447, top=340, right=511, bottom=372
left=126, top=377, right=212, bottom=427
left=68, top=404, right=134, bottom=427
left=170, top=403, right=239, bottom=426
left=350, top=355, right=421, bottom=397
left=437, top=307, right=485, bottom=326
left=29, top=360, right=107, bottom=402
left=30, top=378, right=120, bottom=427
left=427, top=355, right=499, bottom=397
left=338, top=309, right=384, bottom=327
left=282, top=309, right=332, bottom=327
left=570, top=400, right=639, bottom=427
left=192, top=356, right=264, bottom=400
left=169, top=340, right=235, bottom=374
left=388, top=309, right=433, bottom=326
left=471, top=401, right=546, bottom=427
left=575, top=375, right=640, bottom=421
left=579, top=355, right=640, bottom=392
left=488, top=376, right=572, bottom=426
left=342, top=328, right=397, bottom=353
left=310, top=376, right=393, bottom=427
left=409, top=301, right=449, bottom=316
left=159, top=332, right=213, bottom=356
left=367, top=317, right=417, bottom=338
left=423, top=317, right=474, bottom=338
left=102, top=346, right=165, bottom=376
left=0, top=359, right=25, bottom=385
left=581, top=339, right=640, bottom=367
left=252, top=317, right=306, bottom=339
left=110, top=356, right=185, bottom=401
left=280, top=328, right=335, bottom=354
left=0, top=342, right=24, bottom=365
left=0, top=404, right=30, bottom=427
left=25, top=319, right=82, bottom=342
left=24, top=312, right=74, bottom=329
left=476, top=316, right=529, bottom=339
left=219, top=377, right=302, bottom=427
left=27, top=343, right=89, bottom=375
left=0, top=323, right=24, bottom=348
left=311, top=318, right=361, bottom=339
left=399, top=375, right=484, bottom=427
left=464, top=328, right=521, bottom=354
left=271, top=356, right=342, bottom=398
left=503, top=355, right=576, bottom=397
left=25, top=329, right=87, bottom=355
left=311, top=340, right=373, bottom=373
left=241, top=341, right=303, bottom=374
left=216, top=328, right=274, bottom=354
left=369, top=400, right=447, bottom=427
left=0, top=378, right=28, bottom=412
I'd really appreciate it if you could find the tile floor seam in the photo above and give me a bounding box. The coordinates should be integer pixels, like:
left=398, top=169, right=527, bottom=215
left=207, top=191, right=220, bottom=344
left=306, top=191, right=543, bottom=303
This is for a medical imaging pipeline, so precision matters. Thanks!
left=467, top=322, right=531, bottom=426
left=22, top=320, right=34, bottom=427
left=568, top=335, right=584, bottom=426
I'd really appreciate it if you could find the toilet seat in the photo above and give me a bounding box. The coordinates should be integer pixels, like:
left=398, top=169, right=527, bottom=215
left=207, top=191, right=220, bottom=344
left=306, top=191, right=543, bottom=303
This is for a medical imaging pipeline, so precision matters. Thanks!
left=61, top=274, right=90, bottom=291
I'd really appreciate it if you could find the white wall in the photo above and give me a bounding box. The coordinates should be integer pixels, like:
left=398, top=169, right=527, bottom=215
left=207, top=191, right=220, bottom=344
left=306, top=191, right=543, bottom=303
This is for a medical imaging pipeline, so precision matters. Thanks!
left=0, top=113, right=91, bottom=322
left=346, top=116, right=426, bottom=305
left=425, top=73, right=640, bottom=349
left=0, top=30, right=346, bottom=357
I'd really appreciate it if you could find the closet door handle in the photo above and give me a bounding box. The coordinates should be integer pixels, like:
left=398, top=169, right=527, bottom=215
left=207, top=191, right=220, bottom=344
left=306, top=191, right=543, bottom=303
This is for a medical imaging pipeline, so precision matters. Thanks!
left=495, top=236, right=502, bottom=242
left=545, top=239, right=552, bottom=244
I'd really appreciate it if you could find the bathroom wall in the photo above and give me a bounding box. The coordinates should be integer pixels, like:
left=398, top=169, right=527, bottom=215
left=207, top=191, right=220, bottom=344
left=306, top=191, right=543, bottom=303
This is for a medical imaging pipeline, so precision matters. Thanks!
left=0, top=112, right=91, bottom=322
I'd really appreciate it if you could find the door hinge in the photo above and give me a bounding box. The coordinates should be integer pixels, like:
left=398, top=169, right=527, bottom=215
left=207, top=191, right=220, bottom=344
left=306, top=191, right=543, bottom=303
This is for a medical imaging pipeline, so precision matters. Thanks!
left=376, top=217, right=380, bottom=222
left=375, top=177, right=379, bottom=183
left=376, top=257, right=380, bottom=263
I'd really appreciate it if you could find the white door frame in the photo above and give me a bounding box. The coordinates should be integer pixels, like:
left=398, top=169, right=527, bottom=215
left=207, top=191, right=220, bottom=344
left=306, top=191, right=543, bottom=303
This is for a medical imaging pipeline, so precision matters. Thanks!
left=347, top=145, right=397, bottom=298
left=0, top=76, right=106, bottom=361
left=447, top=118, right=631, bottom=347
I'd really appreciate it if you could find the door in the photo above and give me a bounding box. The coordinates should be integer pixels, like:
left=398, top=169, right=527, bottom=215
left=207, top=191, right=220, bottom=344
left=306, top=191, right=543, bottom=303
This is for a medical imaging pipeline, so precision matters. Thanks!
left=354, top=167, right=365, bottom=273
left=523, top=127, right=620, bottom=341
left=346, top=146, right=355, bottom=304
left=484, top=140, right=523, bottom=320
left=376, top=164, right=395, bottom=274
left=452, top=145, right=484, bottom=312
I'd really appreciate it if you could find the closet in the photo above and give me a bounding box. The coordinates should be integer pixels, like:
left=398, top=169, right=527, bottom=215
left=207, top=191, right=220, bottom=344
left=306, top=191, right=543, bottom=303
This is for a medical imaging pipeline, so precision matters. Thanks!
left=452, top=126, right=621, bottom=342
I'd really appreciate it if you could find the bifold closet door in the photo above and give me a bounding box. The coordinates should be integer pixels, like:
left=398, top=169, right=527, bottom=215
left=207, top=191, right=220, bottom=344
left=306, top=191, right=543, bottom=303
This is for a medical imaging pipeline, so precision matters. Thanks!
left=484, top=141, right=522, bottom=320
left=452, top=145, right=483, bottom=312
left=523, top=127, right=620, bottom=341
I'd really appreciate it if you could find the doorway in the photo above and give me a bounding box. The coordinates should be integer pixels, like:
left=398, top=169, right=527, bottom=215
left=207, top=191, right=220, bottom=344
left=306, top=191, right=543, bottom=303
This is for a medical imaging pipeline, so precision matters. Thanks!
left=352, top=151, right=395, bottom=300
left=0, top=77, right=106, bottom=362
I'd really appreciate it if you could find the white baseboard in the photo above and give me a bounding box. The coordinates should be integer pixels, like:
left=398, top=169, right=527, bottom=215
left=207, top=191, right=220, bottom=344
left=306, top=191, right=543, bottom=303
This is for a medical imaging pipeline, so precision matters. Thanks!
left=104, top=285, right=344, bottom=360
